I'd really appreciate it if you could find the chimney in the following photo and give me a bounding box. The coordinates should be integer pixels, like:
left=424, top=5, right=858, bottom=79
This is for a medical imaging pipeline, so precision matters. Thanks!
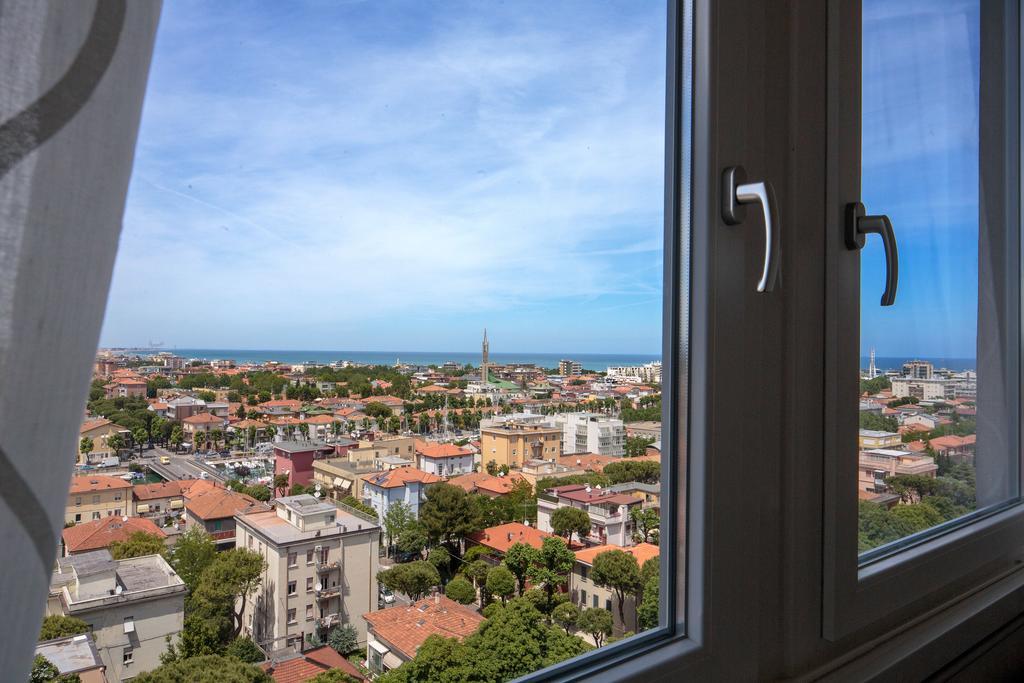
left=434, top=593, right=440, bottom=605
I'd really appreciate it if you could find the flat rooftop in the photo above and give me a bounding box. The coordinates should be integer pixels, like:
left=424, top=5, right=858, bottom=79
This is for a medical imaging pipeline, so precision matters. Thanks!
left=36, top=634, right=103, bottom=674
left=239, top=503, right=378, bottom=546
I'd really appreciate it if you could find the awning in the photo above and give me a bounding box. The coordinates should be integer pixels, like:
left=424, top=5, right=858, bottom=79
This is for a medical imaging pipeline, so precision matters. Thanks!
left=383, top=651, right=404, bottom=670
left=333, top=477, right=344, bottom=488
left=169, top=500, right=184, bottom=510
left=339, top=479, right=352, bottom=491
left=369, top=639, right=389, bottom=655
left=136, top=504, right=150, bottom=514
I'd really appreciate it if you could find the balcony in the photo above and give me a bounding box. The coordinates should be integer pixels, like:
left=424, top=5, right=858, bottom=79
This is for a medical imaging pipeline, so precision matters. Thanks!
left=315, top=559, right=341, bottom=573
left=586, top=505, right=621, bottom=522
left=316, top=613, right=340, bottom=629
left=316, top=585, right=341, bottom=599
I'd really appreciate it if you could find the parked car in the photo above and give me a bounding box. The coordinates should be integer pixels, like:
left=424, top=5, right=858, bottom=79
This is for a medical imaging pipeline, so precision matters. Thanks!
left=160, top=456, right=170, bottom=465
left=379, top=587, right=396, bottom=605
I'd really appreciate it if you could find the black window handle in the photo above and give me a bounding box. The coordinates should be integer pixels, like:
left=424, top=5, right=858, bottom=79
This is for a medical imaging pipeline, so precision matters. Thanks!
left=845, top=202, right=898, bottom=306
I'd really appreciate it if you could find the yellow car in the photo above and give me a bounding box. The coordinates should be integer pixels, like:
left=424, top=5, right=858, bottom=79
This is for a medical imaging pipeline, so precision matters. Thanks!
left=160, top=456, right=170, bottom=465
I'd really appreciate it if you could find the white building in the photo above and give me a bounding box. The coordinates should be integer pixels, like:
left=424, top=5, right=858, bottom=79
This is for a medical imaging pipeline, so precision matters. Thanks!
left=606, top=362, right=662, bottom=384
left=550, top=412, right=626, bottom=456
left=890, top=377, right=955, bottom=401
left=47, top=549, right=185, bottom=682
left=360, top=467, right=442, bottom=523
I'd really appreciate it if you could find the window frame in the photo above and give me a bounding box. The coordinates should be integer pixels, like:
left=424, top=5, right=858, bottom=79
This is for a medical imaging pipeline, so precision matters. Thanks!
left=821, top=0, right=1024, bottom=641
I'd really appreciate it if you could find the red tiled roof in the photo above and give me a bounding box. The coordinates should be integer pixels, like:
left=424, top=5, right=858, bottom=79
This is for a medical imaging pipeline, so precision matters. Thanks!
left=186, top=488, right=260, bottom=520
left=448, top=471, right=526, bottom=496
left=361, top=467, right=441, bottom=489
left=468, top=522, right=552, bottom=553
left=62, top=516, right=167, bottom=553
left=415, top=440, right=473, bottom=459
left=557, top=453, right=619, bottom=473
left=132, top=481, right=186, bottom=501
left=574, top=542, right=659, bottom=567
left=363, top=596, right=484, bottom=660
left=69, top=475, right=132, bottom=495
left=183, top=412, right=226, bottom=425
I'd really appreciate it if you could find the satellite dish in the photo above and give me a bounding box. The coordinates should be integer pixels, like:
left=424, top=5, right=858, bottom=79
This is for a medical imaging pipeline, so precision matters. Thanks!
left=315, top=582, right=323, bottom=591
left=315, top=483, right=322, bottom=491
left=314, top=491, right=322, bottom=498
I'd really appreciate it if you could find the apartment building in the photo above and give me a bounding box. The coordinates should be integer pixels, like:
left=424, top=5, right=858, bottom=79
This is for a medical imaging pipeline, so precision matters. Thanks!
left=537, top=483, right=645, bottom=547
left=46, top=550, right=185, bottom=682
left=605, top=362, right=662, bottom=384
left=550, top=412, right=626, bottom=456
left=103, top=377, right=147, bottom=399
left=235, top=495, right=380, bottom=653
left=479, top=422, right=563, bottom=470
left=559, top=359, right=583, bottom=376
left=78, top=418, right=131, bottom=465
left=185, top=487, right=264, bottom=548
left=890, top=377, right=955, bottom=401
left=857, top=429, right=902, bottom=449
left=414, top=440, right=475, bottom=477
left=66, top=476, right=133, bottom=525
left=181, top=411, right=228, bottom=440
left=346, top=436, right=417, bottom=464
left=273, top=440, right=338, bottom=487
left=360, top=467, right=441, bottom=522
left=571, top=543, right=659, bottom=635
left=858, top=448, right=939, bottom=494
left=62, top=516, right=167, bottom=556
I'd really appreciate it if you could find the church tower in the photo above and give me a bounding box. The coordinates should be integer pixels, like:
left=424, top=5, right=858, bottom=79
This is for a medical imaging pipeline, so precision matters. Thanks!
left=481, top=328, right=490, bottom=384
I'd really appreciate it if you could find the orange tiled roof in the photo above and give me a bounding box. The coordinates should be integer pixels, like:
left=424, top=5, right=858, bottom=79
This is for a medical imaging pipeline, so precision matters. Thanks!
left=62, top=516, right=167, bottom=553
left=557, top=453, right=620, bottom=473
left=415, top=440, right=473, bottom=459
left=183, top=412, right=226, bottom=425
left=132, top=481, right=186, bottom=501
left=574, top=542, right=659, bottom=567
left=80, top=418, right=112, bottom=434
left=468, top=522, right=553, bottom=553
left=302, top=415, right=338, bottom=425
left=186, top=488, right=260, bottom=521
left=69, top=475, right=132, bottom=495
left=448, top=471, right=526, bottom=496
left=361, top=467, right=441, bottom=489
left=363, top=596, right=484, bottom=660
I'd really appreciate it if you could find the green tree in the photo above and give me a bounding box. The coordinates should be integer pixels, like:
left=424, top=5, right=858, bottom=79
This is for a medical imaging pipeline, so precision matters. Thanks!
left=602, top=460, right=661, bottom=485
left=624, top=435, right=656, bottom=457
left=859, top=411, right=899, bottom=433
left=445, top=576, right=477, bottom=605
left=630, top=507, right=660, bottom=544
left=170, top=526, right=218, bottom=591
left=377, top=561, right=441, bottom=601
left=79, top=437, right=93, bottom=461
left=464, top=559, right=491, bottom=591
left=382, top=502, right=415, bottom=558
left=591, top=549, right=642, bottom=629
left=210, top=428, right=224, bottom=450
left=298, top=423, right=310, bottom=440
left=110, top=531, right=166, bottom=559
left=133, top=426, right=149, bottom=455
left=39, top=615, right=89, bottom=641
left=485, top=566, right=516, bottom=605
left=31, top=654, right=80, bottom=683
left=311, top=671, right=361, bottom=683
left=169, top=425, right=184, bottom=451
left=503, top=543, right=541, bottom=596
left=224, top=636, right=265, bottom=663
left=637, top=558, right=660, bottom=630
left=550, top=507, right=591, bottom=545
left=428, top=546, right=452, bottom=581
left=191, top=548, right=266, bottom=639
left=552, top=602, right=580, bottom=635
left=528, top=537, right=576, bottom=617
left=327, top=623, right=359, bottom=655
left=577, top=607, right=613, bottom=647
left=396, top=523, right=428, bottom=557
left=418, top=483, right=480, bottom=547
left=135, top=654, right=271, bottom=682
left=106, top=433, right=125, bottom=454
left=273, top=473, right=290, bottom=498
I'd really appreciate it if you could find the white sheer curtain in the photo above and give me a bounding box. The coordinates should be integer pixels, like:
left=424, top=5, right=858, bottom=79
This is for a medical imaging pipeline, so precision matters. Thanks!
left=0, top=1, right=159, bottom=677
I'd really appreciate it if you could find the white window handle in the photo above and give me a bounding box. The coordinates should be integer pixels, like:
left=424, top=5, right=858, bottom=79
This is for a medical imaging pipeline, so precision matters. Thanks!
left=721, top=166, right=781, bottom=292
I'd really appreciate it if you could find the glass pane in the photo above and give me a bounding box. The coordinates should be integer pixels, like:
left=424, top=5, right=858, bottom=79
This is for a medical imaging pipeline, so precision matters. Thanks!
left=857, top=0, right=1019, bottom=557
left=65, top=1, right=682, bottom=680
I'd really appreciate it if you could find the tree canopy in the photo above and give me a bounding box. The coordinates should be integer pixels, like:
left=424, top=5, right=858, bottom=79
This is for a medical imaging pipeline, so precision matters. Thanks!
left=169, top=526, right=218, bottom=591
left=135, top=654, right=271, bottom=682
left=591, top=549, right=642, bottom=628
left=503, top=543, right=541, bottom=597
left=550, top=507, right=591, bottom=545
left=39, top=615, right=89, bottom=641
left=485, top=566, right=516, bottom=605
left=444, top=576, right=477, bottom=605
left=577, top=607, right=613, bottom=647
left=377, top=561, right=441, bottom=601
left=418, top=484, right=481, bottom=546
left=110, top=531, right=166, bottom=560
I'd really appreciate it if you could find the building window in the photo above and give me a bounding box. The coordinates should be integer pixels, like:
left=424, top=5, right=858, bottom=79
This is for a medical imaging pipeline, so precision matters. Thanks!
left=287, top=608, right=296, bottom=624
left=123, top=617, right=135, bottom=633
left=92, top=512, right=100, bottom=520
left=287, top=581, right=296, bottom=595
left=248, top=535, right=253, bottom=549
left=306, top=604, right=313, bottom=620
left=606, top=598, right=612, bottom=612
left=580, top=589, right=587, bottom=606
left=92, top=495, right=100, bottom=504
left=306, top=577, right=313, bottom=592
left=288, top=552, right=297, bottom=567
left=306, top=549, right=314, bottom=564
left=580, top=566, right=588, bottom=581
left=123, top=648, right=133, bottom=665
left=75, top=496, right=81, bottom=506
left=592, top=595, right=598, bottom=609
left=213, top=520, right=222, bottom=531
left=74, top=514, right=81, bottom=522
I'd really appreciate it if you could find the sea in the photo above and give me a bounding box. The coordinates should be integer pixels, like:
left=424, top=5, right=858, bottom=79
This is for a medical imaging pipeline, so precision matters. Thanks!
left=143, top=348, right=662, bottom=373
left=860, top=356, right=977, bottom=373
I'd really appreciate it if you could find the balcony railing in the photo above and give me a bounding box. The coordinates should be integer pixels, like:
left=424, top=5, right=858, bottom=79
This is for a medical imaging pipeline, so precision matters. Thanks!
left=316, top=586, right=341, bottom=599
left=315, top=559, right=341, bottom=573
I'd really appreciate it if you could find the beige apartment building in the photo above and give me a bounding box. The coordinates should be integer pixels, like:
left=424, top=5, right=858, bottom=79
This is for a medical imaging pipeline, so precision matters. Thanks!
left=78, top=418, right=131, bottom=465
left=236, top=494, right=380, bottom=653
left=570, top=543, right=659, bottom=635
left=479, top=422, right=563, bottom=470
left=858, top=448, right=938, bottom=494
left=857, top=429, right=902, bottom=449
left=66, top=475, right=133, bottom=525
left=47, top=549, right=186, bottom=681
left=347, top=436, right=417, bottom=463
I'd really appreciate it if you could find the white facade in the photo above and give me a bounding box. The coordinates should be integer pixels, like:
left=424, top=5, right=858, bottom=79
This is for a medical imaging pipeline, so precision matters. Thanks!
left=550, top=412, right=626, bottom=456
left=362, top=479, right=433, bottom=523
left=605, top=362, right=662, bottom=384
left=418, top=453, right=475, bottom=477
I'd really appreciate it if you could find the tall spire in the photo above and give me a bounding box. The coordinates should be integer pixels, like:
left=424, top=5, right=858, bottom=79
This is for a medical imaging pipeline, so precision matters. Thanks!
left=481, top=328, right=490, bottom=385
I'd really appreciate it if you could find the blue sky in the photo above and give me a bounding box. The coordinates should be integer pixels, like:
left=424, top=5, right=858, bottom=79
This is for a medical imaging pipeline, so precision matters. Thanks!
left=860, top=0, right=979, bottom=358
left=98, top=1, right=667, bottom=354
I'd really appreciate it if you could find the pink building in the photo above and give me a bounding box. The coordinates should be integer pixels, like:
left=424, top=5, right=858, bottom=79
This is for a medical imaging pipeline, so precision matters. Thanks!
left=274, top=441, right=337, bottom=487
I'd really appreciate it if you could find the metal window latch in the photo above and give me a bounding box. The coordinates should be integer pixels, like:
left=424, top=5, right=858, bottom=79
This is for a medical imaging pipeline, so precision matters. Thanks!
left=721, top=166, right=780, bottom=293
left=845, top=202, right=898, bottom=306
